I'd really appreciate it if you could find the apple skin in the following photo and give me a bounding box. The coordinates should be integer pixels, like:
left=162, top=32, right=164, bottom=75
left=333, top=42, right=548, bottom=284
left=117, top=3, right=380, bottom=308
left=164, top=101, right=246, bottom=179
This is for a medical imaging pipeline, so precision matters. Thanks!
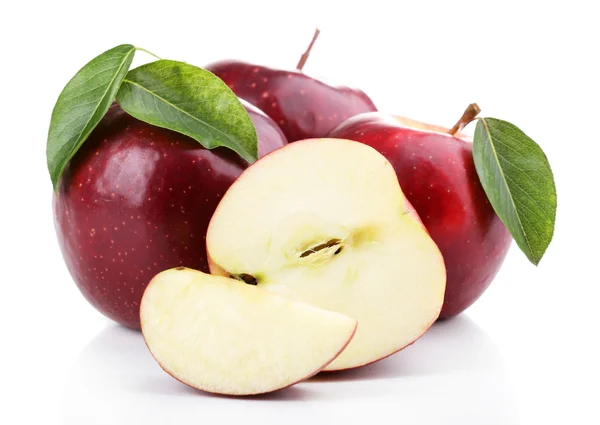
left=204, top=60, right=378, bottom=142
left=53, top=102, right=287, bottom=329
left=329, top=113, right=512, bottom=318
left=240, top=98, right=288, bottom=157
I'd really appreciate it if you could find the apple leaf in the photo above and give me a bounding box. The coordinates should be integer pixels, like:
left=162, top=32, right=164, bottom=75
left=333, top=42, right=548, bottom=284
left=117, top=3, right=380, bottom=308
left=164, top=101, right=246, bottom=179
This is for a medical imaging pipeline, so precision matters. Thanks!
left=116, top=60, right=258, bottom=163
left=473, top=118, right=557, bottom=265
left=46, top=44, right=136, bottom=191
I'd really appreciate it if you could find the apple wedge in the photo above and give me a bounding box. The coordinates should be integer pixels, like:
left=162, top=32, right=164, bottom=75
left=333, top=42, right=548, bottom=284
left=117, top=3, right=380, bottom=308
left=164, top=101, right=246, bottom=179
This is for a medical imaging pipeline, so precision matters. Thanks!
left=140, top=267, right=357, bottom=395
left=206, top=138, right=447, bottom=371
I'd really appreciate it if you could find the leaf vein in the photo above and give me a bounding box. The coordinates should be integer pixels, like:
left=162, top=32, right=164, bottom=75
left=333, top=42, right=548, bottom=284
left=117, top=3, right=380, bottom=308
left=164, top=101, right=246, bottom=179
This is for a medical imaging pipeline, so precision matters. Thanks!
left=480, top=118, right=535, bottom=257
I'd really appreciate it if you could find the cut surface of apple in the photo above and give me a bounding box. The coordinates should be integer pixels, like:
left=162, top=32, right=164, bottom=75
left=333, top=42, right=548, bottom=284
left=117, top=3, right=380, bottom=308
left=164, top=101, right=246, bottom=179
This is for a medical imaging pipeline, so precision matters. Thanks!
left=206, top=138, right=446, bottom=370
left=140, top=267, right=356, bottom=395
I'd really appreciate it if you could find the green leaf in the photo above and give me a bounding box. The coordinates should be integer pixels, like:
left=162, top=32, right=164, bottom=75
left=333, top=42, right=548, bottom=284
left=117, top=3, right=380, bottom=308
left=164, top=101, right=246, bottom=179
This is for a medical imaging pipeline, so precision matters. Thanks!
left=473, top=118, right=557, bottom=265
left=46, top=44, right=136, bottom=190
left=116, top=60, right=258, bottom=163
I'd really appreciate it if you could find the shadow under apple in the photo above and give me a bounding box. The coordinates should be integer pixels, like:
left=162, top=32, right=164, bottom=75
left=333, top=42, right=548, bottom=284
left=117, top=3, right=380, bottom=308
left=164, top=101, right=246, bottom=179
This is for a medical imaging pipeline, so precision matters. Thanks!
left=311, top=314, right=502, bottom=382
left=59, top=314, right=519, bottom=425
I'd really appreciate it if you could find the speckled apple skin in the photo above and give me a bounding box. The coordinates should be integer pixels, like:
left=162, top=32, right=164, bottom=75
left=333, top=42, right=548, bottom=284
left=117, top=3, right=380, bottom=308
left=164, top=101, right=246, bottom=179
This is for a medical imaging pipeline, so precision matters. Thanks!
left=53, top=103, right=287, bottom=329
left=330, top=113, right=512, bottom=318
left=205, top=60, right=378, bottom=142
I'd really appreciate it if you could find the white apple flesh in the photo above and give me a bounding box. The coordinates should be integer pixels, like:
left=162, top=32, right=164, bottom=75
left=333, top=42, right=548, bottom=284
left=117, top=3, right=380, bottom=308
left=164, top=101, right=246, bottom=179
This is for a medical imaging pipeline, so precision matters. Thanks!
left=207, top=138, right=447, bottom=371
left=140, top=267, right=357, bottom=395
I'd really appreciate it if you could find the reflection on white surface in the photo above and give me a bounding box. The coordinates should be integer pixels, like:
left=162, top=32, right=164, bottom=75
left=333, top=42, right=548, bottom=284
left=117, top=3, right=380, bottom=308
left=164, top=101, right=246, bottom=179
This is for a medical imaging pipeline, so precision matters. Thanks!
left=59, top=315, right=518, bottom=424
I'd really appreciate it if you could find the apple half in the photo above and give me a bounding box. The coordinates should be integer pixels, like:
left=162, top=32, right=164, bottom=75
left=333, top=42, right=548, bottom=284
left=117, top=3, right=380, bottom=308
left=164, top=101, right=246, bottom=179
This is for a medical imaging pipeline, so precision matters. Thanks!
left=140, top=267, right=357, bottom=395
left=206, top=138, right=447, bottom=371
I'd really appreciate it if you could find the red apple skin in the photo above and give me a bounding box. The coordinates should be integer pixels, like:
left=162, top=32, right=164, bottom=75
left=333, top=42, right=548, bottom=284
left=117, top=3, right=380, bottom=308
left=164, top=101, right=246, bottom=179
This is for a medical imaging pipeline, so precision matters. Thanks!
left=53, top=103, right=287, bottom=329
left=241, top=99, right=288, bottom=157
left=329, top=113, right=512, bottom=318
left=204, top=60, right=377, bottom=142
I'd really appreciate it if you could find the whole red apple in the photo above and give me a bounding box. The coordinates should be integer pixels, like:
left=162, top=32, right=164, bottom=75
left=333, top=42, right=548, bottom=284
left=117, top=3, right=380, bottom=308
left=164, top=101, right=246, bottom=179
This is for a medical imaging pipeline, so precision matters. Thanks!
left=204, top=32, right=376, bottom=141
left=329, top=112, right=512, bottom=318
left=205, top=61, right=377, bottom=142
left=53, top=102, right=287, bottom=329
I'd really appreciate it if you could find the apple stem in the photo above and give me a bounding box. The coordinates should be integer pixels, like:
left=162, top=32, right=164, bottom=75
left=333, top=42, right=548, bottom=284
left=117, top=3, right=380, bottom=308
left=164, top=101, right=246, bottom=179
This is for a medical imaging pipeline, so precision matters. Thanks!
left=296, top=28, right=321, bottom=72
left=448, top=103, right=481, bottom=135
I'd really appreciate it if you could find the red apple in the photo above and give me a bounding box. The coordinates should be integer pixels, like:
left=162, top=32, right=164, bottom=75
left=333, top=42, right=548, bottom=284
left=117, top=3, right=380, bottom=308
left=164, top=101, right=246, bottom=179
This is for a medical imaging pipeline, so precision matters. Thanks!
left=241, top=99, right=288, bottom=157
left=329, top=112, right=512, bottom=318
left=53, top=102, right=287, bottom=329
left=204, top=32, right=377, bottom=142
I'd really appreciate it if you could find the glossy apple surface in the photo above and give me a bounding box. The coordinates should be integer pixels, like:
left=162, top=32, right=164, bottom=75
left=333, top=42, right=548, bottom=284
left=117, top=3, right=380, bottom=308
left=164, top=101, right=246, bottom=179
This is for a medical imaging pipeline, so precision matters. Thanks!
left=53, top=102, right=287, bottom=329
left=329, top=113, right=512, bottom=318
left=205, top=60, right=377, bottom=142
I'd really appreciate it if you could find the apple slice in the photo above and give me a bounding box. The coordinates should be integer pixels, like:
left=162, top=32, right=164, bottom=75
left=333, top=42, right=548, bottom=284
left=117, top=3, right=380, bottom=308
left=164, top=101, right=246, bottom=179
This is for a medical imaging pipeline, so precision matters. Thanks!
left=140, top=267, right=357, bottom=395
left=206, top=138, right=447, bottom=371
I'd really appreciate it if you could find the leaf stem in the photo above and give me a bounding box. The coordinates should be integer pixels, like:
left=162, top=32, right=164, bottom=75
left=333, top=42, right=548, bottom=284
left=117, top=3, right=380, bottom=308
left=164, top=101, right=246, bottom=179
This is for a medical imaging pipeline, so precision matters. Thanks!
left=135, top=47, right=162, bottom=60
left=448, top=103, right=481, bottom=135
left=296, top=28, right=321, bottom=71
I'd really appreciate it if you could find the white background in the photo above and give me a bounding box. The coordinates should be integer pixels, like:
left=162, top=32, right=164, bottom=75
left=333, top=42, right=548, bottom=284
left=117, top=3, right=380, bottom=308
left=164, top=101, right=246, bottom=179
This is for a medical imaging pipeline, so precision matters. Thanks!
left=1, top=0, right=598, bottom=423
